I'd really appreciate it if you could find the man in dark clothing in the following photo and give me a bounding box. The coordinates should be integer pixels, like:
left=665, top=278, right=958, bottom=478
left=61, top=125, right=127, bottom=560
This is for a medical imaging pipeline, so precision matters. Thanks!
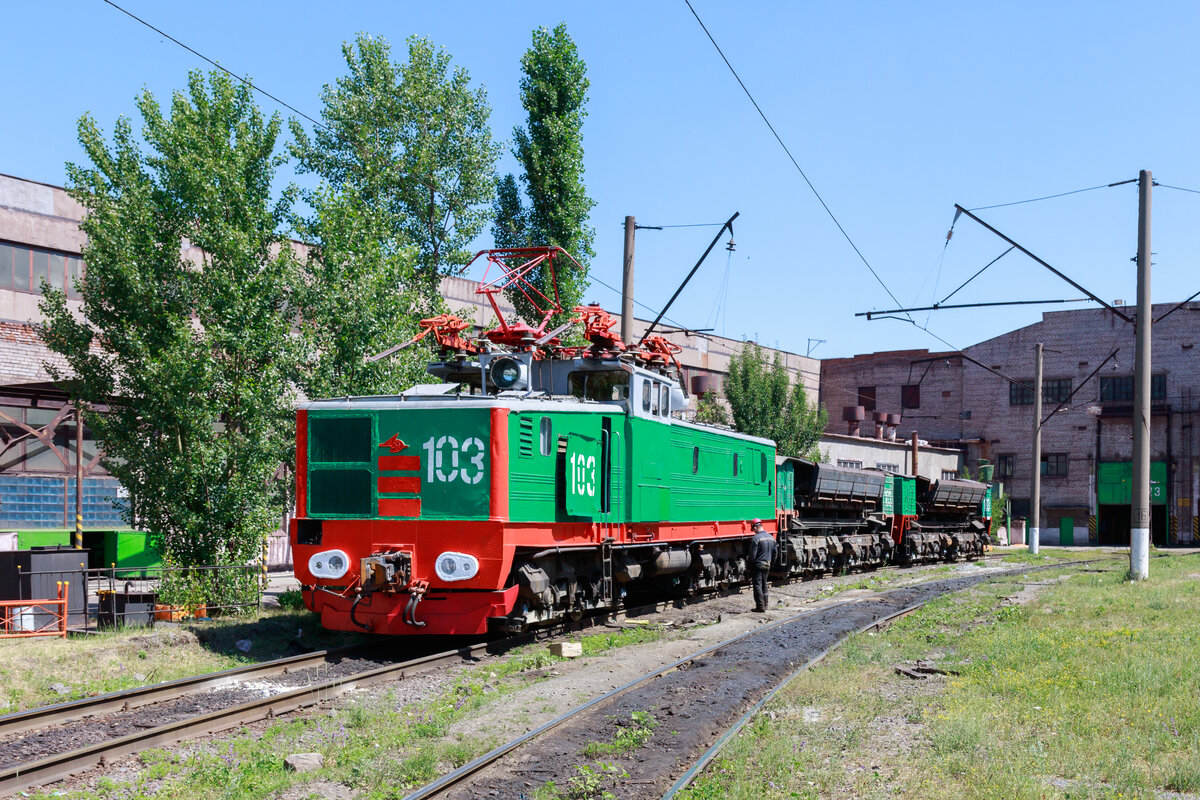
left=748, top=519, right=776, bottom=612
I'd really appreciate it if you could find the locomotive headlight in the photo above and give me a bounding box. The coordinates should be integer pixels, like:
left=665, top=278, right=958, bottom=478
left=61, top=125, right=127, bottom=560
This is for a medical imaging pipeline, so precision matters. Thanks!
left=309, top=549, right=350, bottom=580
left=489, top=356, right=527, bottom=391
left=434, top=551, right=479, bottom=582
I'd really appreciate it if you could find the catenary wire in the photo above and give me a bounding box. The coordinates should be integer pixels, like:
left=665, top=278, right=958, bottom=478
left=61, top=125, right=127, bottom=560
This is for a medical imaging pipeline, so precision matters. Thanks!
left=1154, top=183, right=1200, bottom=195
left=682, top=0, right=911, bottom=321
left=100, top=0, right=329, bottom=133
left=967, top=178, right=1136, bottom=211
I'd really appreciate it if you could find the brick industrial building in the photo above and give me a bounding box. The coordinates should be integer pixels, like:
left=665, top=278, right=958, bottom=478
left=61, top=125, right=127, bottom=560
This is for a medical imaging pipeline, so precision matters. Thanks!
left=822, top=305, right=1200, bottom=546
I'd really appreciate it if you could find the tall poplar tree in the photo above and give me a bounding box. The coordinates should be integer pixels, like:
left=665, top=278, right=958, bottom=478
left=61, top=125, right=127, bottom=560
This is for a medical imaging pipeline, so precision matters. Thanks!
left=40, top=70, right=298, bottom=570
left=493, top=23, right=595, bottom=325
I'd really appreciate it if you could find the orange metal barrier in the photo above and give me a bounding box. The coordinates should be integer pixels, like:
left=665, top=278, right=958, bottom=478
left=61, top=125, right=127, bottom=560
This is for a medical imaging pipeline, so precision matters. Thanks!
left=0, top=581, right=69, bottom=638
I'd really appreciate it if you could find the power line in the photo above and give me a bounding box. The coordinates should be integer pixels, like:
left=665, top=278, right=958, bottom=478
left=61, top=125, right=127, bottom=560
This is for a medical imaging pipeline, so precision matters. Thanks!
left=682, top=0, right=910, bottom=319
left=1155, top=182, right=1200, bottom=196
left=967, top=178, right=1136, bottom=211
left=100, top=0, right=329, bottom=132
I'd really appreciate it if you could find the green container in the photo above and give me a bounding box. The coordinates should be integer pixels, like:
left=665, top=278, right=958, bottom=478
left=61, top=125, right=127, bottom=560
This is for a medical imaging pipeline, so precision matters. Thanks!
left=981, top=486, right=993, bottom=518
left=891, top=476, right=917, bottom=516
left=17, top=530, right=71, bottom=549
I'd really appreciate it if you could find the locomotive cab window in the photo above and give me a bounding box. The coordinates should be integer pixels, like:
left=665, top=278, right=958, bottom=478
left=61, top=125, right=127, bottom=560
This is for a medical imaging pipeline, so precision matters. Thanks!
left=650, top=382, right=660, bottom=415
left=539, top=417, right=552, bottom=456
left=659, top=384, right=669, bottom=416
left=642, top=380, right=651, bottom=412
left=568, top=371, right=629, bottom=403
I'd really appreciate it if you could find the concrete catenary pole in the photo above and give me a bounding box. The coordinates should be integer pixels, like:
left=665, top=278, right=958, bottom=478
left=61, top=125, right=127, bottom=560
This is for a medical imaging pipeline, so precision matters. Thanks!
left=621, top=216, right=636, bottom=345
left=1131, top=170, right=1153, bottom=579
left=1030, top=343, right=1043, bottom=554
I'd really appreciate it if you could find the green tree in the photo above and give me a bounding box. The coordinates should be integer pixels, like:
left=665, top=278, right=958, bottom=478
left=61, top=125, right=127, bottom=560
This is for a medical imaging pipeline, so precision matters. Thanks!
left=694, top=392, right=730, bottom=426
left=723, top=342, right=828, bottom=460
left=291, top=33, right=500, bottom=299
left=291, top=185, right=431, bottom=399
left=40, top=70, right=298, bottom=570
left=493, top=23, right=595, bottom=325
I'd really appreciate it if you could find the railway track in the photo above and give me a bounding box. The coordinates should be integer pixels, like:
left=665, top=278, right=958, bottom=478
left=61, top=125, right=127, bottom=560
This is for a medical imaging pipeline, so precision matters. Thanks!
left=0, top=552, right=1027, bottom=795
left=397, top=556, right=1114, bottom=800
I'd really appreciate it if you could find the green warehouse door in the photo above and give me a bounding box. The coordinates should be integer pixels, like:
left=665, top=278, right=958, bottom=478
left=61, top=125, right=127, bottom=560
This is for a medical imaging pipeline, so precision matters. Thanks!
left=1059, top=516, right=1073, bottom=546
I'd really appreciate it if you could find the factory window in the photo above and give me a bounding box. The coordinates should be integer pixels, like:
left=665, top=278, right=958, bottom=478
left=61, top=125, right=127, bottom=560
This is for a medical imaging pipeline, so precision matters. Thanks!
left=900, top=384, right=920, bottom=409
left=1100, top=375, right=1166, bottom=403
left=641, top=380, right=651, bottom=412
left=1100, top=375, right=1133, bottom=403
left=1041, top=453, right=1068, bottom=477
left=997, top=454, right=1014, bottom=479
left=539, top=417, right=552, bottom=456
left=875, top=462, right=900, bottom=472
left=1010, top=381, right=1034, bottom=405
left=1043, top=378, right=1072, bottom=404
left=857, top=386, right=876, bottom=412
left=0, top=241, right=84, bottom=298
left=837, top=459, right=863, bottom=469
left=942, top=470, right=958, bottom=480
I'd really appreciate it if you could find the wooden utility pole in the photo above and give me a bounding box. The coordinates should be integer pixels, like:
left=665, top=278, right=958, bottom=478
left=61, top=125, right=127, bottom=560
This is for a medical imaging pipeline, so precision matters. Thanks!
left=1030, top=343, right=1043, bottom=554
left=622, top=216, right=636, bottom=345
left=1131, top=170, right=1152, bottom=579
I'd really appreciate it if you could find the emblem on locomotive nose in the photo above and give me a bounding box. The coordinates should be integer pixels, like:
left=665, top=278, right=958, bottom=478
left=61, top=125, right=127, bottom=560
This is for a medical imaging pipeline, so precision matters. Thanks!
left=379, top=434, right=408, bottom=453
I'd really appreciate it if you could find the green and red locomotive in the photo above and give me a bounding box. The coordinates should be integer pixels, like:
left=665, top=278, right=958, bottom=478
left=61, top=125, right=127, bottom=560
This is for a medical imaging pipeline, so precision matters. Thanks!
left=289, top=248, right=990, bottom=636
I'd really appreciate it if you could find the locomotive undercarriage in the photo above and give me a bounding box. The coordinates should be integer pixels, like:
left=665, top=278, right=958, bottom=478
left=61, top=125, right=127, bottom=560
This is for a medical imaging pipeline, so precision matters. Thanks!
left=497, top=540, right=751, bottom=634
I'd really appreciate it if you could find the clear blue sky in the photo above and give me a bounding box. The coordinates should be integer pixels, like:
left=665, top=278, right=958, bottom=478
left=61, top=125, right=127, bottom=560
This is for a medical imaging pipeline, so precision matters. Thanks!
left=7, top=1, right=1200, bottom=361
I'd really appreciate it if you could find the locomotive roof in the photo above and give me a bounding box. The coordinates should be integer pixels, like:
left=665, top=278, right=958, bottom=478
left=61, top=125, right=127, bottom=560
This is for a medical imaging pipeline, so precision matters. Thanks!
left=299, top=393, right=776, bottom=447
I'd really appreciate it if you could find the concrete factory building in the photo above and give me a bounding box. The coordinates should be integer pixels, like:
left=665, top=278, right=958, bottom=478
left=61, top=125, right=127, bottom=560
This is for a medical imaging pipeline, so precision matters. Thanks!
left=822, top=305, right=1200, bottom=546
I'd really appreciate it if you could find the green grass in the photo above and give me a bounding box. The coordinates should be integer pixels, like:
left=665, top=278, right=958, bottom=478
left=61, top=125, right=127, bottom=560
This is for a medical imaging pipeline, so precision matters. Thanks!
left=32, top=622, right=680, bottom=800
left=580, top=710, right=657, bottom=756
left=679, top=554, right=1200, bottom=800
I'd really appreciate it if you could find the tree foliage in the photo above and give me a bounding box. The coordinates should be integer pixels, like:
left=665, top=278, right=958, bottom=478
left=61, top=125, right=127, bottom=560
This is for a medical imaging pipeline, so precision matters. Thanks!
left=291, top=185, right=431, bottom=399
left=492, top=23, right=594, bottom=325
left=40, top=70, right=297, bottom=568
left=291, top=33, right=500, bottom=299
left=694, top=392, right=730, bottom=427
left=723, top=342, right=828, bottom=460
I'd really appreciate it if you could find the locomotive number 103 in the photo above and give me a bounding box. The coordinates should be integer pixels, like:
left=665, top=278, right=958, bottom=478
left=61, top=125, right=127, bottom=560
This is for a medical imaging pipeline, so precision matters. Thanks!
left=569, top=451, right=597, bottom=498
left=421, top=435, right=486, bottom=485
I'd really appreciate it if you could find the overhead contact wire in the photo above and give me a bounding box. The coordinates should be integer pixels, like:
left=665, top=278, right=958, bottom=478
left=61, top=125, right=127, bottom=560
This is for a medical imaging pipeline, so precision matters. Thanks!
left=682, top=0, right=911, bottom=321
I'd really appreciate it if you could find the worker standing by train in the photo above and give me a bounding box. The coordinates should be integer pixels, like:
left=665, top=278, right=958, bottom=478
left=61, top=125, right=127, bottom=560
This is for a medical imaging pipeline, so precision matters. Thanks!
left=748, top=519, right=775, bottom=613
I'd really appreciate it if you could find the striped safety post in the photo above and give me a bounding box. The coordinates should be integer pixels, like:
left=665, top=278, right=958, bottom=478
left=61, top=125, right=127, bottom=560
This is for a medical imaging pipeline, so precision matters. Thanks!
left=1088, top=515, right=1098, bottom=546
left=1170, top=516, right=1179, bottom=546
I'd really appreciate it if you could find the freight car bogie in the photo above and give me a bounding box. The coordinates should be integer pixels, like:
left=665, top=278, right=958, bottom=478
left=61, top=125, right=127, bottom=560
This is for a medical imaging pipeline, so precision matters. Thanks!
left=775, top=530, right=893, bottom=577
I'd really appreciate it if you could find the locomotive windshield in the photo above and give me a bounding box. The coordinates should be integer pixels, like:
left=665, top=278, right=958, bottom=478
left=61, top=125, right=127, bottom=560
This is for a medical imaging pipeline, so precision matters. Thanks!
left=568, top=370, right=629, bottom=403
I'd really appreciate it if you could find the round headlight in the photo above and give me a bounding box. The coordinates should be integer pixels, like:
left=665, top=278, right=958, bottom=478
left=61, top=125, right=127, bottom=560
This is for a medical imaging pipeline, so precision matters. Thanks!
left=308, top=549, right=350, bottom=580
left=490, top=357, right=524, bottom=390
left=434, top=551, right=479, bottom=582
